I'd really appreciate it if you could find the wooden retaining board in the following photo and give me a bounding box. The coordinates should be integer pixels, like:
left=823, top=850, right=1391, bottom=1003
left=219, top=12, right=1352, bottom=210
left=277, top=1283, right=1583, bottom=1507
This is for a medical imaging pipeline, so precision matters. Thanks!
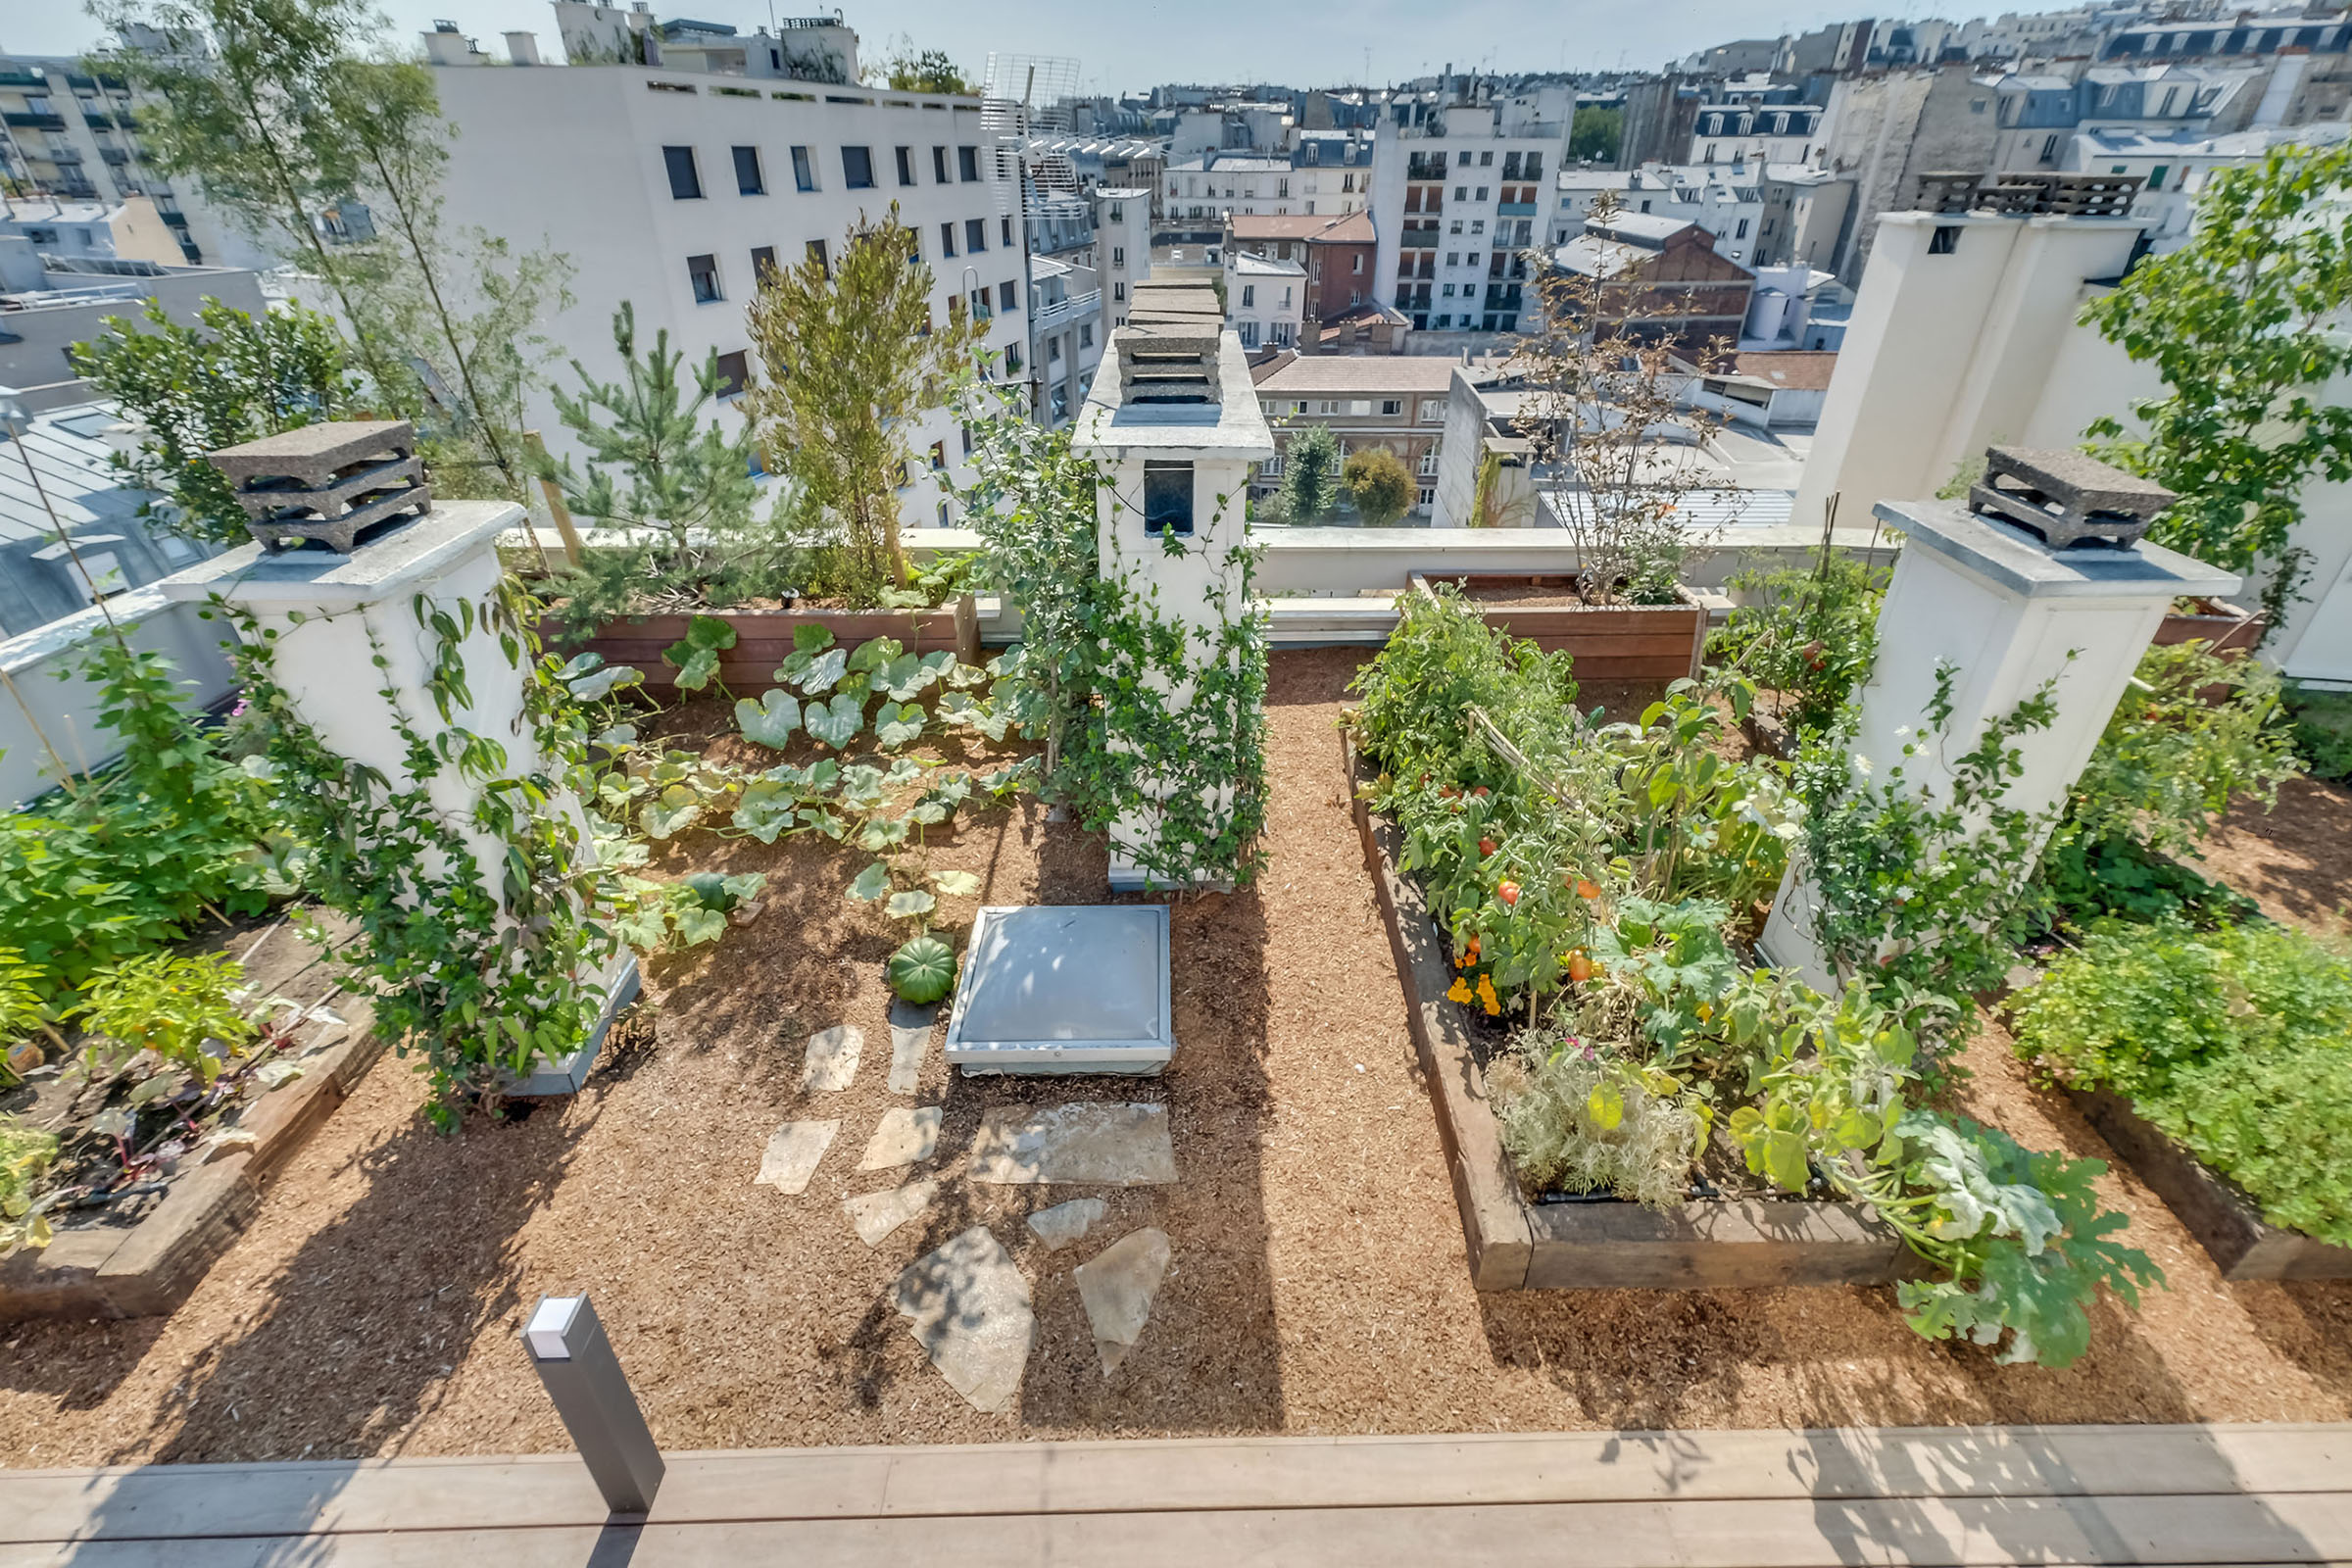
left=548, top=596, right=980, bottom=693
left=2063, top=1083, right=2352, bottom=1282
left=0, top=1020, right=387, bottom=1324
left=1344, top=732, right=1909, bottom=1292
left=1411, top=574, right=1706, bottom=683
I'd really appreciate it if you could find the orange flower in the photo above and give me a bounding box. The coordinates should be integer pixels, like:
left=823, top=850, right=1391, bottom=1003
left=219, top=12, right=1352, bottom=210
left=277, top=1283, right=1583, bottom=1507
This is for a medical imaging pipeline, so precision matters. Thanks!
left=1446, top=977, right=1474, bottom=1005
left=1476, top=975, right=1501, bottom=1016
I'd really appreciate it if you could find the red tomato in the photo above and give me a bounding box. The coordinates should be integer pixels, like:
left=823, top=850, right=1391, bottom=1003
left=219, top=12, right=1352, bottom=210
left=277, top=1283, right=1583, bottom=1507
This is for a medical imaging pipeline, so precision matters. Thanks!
left=1498, top=880, right=1521, bottom=907
left=1478, top=837, right=1497, bottom=858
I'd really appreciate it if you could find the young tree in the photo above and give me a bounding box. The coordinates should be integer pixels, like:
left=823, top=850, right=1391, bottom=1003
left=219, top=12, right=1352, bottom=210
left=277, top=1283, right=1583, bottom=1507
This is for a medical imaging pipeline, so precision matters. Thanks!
left=72, top=297, right=357, bottom=544
left=542, top=303, right=780, bottom=632
left=1507, top=191, right=1734, bottom=601
left=745, top=207, right=979, bottom=603
left=1567, top=106, right=1623, bottom=164
left=91, top=2, right=570, bottom=501
left=876, top=47, right=975, bottom=94
left=1277, top=424, right=1341, bottom=524
left=1342, top=445, right=1415, bottom=526
left=2081, top=142, right=2352, bottom=628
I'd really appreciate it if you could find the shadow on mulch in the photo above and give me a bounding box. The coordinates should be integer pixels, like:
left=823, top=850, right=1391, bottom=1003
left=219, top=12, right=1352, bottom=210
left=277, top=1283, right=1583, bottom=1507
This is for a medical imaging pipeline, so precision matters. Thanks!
left=93, top=1095, right=600, bottom=1471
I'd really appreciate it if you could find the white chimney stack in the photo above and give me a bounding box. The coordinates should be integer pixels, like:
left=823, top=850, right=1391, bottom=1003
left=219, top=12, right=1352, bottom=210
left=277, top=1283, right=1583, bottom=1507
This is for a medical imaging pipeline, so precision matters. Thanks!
left=505, top=29, right=542, bottom=65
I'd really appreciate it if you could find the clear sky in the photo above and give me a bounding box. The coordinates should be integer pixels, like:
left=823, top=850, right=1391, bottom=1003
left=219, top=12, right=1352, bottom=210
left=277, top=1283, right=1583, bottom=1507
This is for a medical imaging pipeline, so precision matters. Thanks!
left=10, top=0, right=1882, bottom=96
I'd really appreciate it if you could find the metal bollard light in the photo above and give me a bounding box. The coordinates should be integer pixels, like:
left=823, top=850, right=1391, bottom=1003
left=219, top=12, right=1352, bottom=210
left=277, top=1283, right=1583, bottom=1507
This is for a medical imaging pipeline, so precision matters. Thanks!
left=521, top=1293, right=665, bottom=1514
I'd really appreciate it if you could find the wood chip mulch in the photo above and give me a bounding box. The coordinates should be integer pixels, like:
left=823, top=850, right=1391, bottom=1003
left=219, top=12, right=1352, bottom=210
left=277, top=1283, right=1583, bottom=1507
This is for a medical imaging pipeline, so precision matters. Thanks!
left=2, top=650, right=2347, bottom=1468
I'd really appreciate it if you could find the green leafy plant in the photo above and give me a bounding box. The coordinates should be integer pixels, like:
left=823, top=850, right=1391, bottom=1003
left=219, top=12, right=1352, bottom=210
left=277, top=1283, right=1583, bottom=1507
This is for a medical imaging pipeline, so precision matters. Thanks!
left=745, top=206, right=982, bottom=604
left=1493, top=1030, right=1701, bottom=1207
left=1340, top=445, right=1414, bottom=527
left=2285, top=681, right=2352, bottom=781
left=2081, top=141, right=2352, bottom=631
left=0, top=1117, right=61, bottom=1257
left=887, top=934, right=958, bottom=1004
left=0, top=643, right=280, bottom=1000
left=72, top=297, right=357, bottom=544
left=219, top=581, right=619, bottom=1125
left=1707, top=555, right=1889, bottom=737
left=2014, top=917, right=2352, bottom=1249
left=1277, top=424, right=1341, bottom=525
left=662, top=612, right=739, bottom=694
left=614, top=871, right=765, bottom=951
left=74, top=952, right=258, bottom=1081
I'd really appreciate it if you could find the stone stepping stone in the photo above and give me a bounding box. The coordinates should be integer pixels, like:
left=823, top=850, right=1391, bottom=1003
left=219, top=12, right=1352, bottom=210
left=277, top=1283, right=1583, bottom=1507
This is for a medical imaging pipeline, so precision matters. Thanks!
left=887, top=1024, right=929, bottom=1095
left=754, top=1120, right=839, bottom=1195
left=801, top=1025, right=863, bottom=1093
left=844, top=1178, right=938, bottom=1247
left=1075, top=1226, right=1171, bottom=1376
left=1026, top=1198, right=1107, bottom=1251
left=967, top=1102, right=1177, bottom=1187
left=892, top=1225, right=1034, bottom=1414
left=858, top=1105, right=943, bottom=1171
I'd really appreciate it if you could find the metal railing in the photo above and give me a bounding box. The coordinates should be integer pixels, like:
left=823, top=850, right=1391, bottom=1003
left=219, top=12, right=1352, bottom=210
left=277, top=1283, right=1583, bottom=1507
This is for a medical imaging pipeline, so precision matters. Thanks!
left=1030, top=287, right=1101, bottom=334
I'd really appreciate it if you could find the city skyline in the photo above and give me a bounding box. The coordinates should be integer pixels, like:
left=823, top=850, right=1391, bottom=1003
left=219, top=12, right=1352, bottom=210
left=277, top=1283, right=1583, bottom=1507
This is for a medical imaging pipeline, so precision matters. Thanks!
left=16, top=0, right=1901, bottom=95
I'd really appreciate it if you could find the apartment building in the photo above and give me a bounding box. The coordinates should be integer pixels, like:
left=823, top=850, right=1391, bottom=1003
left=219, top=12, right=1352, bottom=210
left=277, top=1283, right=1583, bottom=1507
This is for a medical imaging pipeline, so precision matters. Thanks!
left=1029, top=253, right=1102, bottom=428
left=1160, top=135, right=1376, bottom=223
left=1223, top=252, right=1303, bottom=350
left=1097, top=186, right=1151, bottom=326
left=0, top=54, right=262, bottom=270
left=1688, top=102, right=1825, bottom=166
left=0, top=225, right=265, bottom=392
left=420, top=8, right=1026, bottom=523
left=1224, top=211, right=1378, bottom=330
left=1549, top=214, right=1757, bottom=348
left=1249, top=354, right=1460, bottom=519
left=2067, top=121, right=2352, bottom=250
left=1369, top=87, right=1569, bottom=340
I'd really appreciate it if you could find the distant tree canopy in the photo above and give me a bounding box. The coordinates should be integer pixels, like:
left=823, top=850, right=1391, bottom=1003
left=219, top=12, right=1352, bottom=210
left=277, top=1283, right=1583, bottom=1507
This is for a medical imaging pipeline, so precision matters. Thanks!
left=1568, top=107, right=1622, bottom=164
left=1342, top=446, right=1415, bottom=527
left=879, top=47, right=975, bottom=95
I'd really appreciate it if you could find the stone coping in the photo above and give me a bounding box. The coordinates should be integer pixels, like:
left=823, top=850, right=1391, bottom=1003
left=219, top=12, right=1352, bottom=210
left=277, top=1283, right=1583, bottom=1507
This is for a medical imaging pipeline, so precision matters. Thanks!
left=1345, top=732, right=1911, bottom=1292
left=1872, top=498, right=2237, bottom=603
left=158, top=502, right=525, bottom=611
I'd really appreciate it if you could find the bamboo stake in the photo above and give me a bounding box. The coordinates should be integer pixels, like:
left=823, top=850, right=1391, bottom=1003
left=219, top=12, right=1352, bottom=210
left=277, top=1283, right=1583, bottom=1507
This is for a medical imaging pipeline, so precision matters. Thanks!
left=525, top=429, right=584, bottom=568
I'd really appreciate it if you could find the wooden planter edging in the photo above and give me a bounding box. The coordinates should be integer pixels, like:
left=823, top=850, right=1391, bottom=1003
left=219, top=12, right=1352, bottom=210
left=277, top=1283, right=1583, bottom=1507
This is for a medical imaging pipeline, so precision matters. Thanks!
left=1344, top=734, right=1910, bottom=1292
left=1409, top=574, right=1706, bottom=684
left=0, top=1018, right=386, bottom=1323
left=2061, top=1084, right=2352, bottom=1282
left=2153, top=597, right=2264, bottom=656
left=548, top=594, right=982, bottom=694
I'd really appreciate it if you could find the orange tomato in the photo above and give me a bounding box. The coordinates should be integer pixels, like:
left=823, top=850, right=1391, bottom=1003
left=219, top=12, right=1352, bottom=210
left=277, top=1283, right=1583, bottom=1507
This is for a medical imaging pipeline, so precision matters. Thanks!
left=1567, top=950, right=1594, bottom=983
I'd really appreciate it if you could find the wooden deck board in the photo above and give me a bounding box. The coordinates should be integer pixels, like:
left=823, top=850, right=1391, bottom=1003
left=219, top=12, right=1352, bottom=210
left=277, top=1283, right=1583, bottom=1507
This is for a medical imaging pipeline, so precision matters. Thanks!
left=6, top=1426, right=2350, bottom=1566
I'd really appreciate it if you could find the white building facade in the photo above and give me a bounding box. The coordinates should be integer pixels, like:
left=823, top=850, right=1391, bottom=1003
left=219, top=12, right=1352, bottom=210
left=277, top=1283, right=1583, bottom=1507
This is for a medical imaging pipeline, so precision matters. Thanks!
left=1096, top=185, right=1151, bottom=328
left=1370, top=98, right=1568, bottom=339
left=1223, top=251, right=1303, bottom=351
left=422, top=16, right=1027, bottom=524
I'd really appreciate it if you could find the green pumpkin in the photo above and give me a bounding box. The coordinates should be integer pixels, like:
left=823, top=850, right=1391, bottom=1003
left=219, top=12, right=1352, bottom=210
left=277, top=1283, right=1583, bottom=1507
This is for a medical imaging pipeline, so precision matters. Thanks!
left=887, top=935, right=957, bottom=1004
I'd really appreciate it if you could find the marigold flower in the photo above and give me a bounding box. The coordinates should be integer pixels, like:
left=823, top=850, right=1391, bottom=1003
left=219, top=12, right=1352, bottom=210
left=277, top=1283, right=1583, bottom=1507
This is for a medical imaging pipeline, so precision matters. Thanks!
left=1476, top=975, right=1500, bottom=1015
left=1446, top=977, right=1474, bottom=1005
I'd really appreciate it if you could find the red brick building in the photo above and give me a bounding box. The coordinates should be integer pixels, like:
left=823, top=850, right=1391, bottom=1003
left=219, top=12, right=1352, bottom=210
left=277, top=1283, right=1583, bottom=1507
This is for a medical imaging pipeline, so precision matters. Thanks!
left=1225, top=212, right=1387, bottom=349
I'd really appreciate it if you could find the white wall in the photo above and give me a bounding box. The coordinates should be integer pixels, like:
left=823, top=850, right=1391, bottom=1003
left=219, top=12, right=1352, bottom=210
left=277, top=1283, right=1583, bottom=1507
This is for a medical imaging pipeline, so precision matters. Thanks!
left=428, top=62, right=1024, bottom=526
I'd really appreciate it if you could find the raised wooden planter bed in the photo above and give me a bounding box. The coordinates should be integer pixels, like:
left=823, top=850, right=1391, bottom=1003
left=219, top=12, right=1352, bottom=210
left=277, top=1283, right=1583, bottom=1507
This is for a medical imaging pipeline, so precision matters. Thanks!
left=2153, top=596, right=2263, bottom=656
left=548, top=594, right=982, bottom=694
left=1410, top=573, right=1706, bottom=683
left=2061, top=1084, right=2352, bottom=1282
left=0, top=1013, right=386, bottom=1323
left=1345, top=734, right=1909, bottom=1291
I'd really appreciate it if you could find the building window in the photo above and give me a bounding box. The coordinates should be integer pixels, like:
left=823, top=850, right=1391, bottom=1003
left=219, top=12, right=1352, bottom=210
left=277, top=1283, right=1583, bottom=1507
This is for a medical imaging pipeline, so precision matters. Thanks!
left=806, top=238, right=829, bottom=274
left=1454, top=184, right=1467, bottom=201
left=842, top=145, right=875, bottom=188
left=1479, top=150, right=1494, bottom=166
left=663, top=146, right=703, bottom=200
left=1417, top=486, right=1436, bottom=510
left=970, top=287, right=991, bottom=319
left=1352, top=254, right=1363, bottom=273
left=687, top=253, right=721, bottom=302
left=1381, top=399, right=1401, bottom=416
left=1929, top=224, right=1962, bottom=254
left=1048, top=335, right=1062, bottom=363
left=1000, top=278, right=1017, bottom=311
left=790, top=145, right=815, bottom=191
left=1242, top=283, right=1255, bottom=308
left=1113, top=280, right=1126, bottom=301
left=930, top=440, right=948, bottom=470
left=1143, top=460, right=1194, bottom=536
left=1112, top=245, right=1125, bottom=267
left=1004, top=344, right=1022, bottom=374
left=933, top=145, right=951, bottom=182
left=1735, top=218, right=1749, bottom=238
left=965, top=217, right=987, bottom=251
left=958, top=144, right=981, bottom=181
left=733, top=145, right=763, bottom=195
left=1079, top=321, right=1093, bottom=348
left=1002, top=216, right=1014, bottom=247
left=940, top=221, right=957, bottom=257
left=896, top=145, right=915, bottom=186
left=751, top=244, right=777, bottom=281
left=960, top=422, right=974, bottom=456
left=714, top=349, right=750, bottom=397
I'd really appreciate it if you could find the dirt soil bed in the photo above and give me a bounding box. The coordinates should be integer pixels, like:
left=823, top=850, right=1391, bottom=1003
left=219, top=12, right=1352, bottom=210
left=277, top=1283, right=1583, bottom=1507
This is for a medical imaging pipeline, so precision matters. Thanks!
left=3, top=650, right=2349, bottom=1467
